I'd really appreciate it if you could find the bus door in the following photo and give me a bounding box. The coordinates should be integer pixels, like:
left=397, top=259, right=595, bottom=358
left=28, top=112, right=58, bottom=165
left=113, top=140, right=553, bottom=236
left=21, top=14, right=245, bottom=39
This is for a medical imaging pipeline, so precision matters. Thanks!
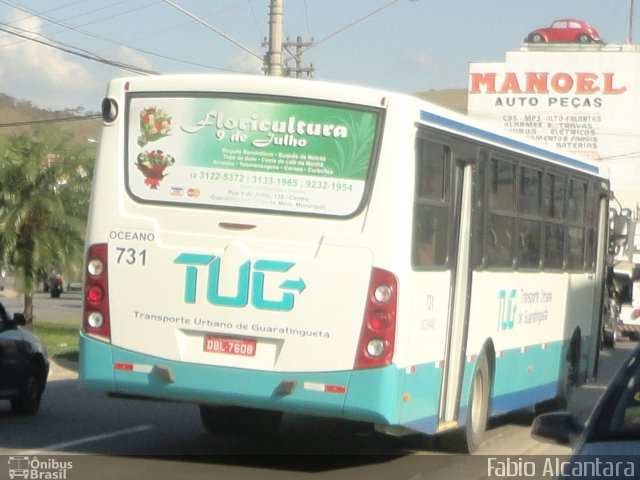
left=413, top=133, right=475, bottom=429
left=439, top=156, right=475, bottom=428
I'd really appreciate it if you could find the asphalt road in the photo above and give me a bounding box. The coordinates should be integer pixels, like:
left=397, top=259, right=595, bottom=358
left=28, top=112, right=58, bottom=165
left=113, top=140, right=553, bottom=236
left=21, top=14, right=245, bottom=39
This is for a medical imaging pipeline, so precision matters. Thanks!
left=0, top=290, right=636, bottom=478
left=0, top=289, right=83, bottom=324
left=0, top=330, right=635, bottom=479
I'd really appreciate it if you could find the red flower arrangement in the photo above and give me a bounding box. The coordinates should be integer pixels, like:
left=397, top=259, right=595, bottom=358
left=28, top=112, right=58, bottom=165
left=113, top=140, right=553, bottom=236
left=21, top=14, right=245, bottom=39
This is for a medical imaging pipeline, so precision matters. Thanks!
left=136, top=150, right=175, bottom=189
left=137, top=107, right=172, bottom=147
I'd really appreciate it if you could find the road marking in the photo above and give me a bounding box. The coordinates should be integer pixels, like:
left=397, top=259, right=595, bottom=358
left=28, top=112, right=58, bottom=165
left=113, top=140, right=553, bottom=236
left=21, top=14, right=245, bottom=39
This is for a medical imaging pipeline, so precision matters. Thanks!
left=34, top=425, right=153, bottom=452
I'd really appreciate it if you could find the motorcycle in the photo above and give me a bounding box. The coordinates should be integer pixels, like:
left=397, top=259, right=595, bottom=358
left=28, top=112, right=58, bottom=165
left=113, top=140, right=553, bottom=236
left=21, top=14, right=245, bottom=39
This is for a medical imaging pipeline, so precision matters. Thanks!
left=49, top=272, right=64, bottom=298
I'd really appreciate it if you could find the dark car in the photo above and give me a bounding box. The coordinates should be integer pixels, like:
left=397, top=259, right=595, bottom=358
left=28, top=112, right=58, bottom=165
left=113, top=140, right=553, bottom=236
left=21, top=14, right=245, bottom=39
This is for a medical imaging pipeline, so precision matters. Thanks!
left=0, top=304, right=49, bottom=415
left=526, top=19, right=602, bottom=44
left=531, top=345, right=640, bottom=477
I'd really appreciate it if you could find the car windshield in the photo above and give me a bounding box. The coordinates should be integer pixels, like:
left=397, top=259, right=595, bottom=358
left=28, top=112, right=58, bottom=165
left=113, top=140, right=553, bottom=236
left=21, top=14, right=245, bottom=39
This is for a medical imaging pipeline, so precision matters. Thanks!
left=592, top=354, right=640, bottom=441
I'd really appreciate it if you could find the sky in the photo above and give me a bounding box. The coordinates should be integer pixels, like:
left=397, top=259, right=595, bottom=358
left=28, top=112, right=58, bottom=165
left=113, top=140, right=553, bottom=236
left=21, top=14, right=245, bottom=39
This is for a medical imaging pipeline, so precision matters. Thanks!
left=0, top=0, right=636, bottom=112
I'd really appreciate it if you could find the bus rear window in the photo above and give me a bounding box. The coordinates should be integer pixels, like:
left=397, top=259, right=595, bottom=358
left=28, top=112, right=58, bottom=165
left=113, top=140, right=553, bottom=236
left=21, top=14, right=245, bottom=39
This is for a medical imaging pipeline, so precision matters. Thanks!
left=125, top=95, right=380, bottom=216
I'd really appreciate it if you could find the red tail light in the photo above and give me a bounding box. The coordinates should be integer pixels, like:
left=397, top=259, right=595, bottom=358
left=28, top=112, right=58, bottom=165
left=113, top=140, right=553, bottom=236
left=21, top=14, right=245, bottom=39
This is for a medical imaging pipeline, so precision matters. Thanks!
left=354, top=267, right=398, bottom=369
left=83, top=243, right=111, bottom=341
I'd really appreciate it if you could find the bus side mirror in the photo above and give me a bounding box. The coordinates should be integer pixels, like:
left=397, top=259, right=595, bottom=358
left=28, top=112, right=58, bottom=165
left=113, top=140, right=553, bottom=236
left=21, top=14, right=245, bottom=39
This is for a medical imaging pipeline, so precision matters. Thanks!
left=610, top=211, right=629, bottom=248
left=531, top=412, right=584, bottom=446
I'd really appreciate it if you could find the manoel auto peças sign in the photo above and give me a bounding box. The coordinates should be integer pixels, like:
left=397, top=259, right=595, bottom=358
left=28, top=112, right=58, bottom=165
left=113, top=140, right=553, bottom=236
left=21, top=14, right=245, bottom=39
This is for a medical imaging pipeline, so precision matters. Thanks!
left=469, top=71, right=627, bottom=95
left=467, top=47, right=640, bottom=214
left=469, top=71, right=627, bottom=108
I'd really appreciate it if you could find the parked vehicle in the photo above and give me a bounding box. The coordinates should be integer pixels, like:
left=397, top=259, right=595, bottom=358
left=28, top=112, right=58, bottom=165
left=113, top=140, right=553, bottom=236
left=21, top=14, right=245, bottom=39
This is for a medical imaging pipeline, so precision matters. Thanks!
left=0, top=303, right=49, bottom=415
left=531, top=345, right=640, bottom=475
left=601, top=271, right=620, bottom=349
left=526, top=19, right=602, bottom=44
left=600, top=278, right=620, bottom=348
left=609, top=207, right=640, bottom=340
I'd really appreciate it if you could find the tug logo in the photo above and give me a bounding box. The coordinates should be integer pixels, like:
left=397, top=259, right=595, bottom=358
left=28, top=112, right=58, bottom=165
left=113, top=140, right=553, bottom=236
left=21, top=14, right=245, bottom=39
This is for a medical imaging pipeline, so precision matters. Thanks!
left=497, top=289, right=517, bottom=331
left=174, top=253, right=305, bottom=311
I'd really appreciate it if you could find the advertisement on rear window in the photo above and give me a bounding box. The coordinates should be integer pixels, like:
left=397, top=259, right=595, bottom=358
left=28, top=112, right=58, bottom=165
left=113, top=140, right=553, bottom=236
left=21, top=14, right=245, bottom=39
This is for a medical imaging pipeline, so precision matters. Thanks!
left=126, top=96, right=379, bottom=216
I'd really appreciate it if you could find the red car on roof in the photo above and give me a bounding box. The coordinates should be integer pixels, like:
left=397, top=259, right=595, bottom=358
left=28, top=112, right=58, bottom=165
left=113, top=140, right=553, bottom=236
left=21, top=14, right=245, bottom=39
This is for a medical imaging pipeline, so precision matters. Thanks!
left=525, top=19, right=602, bottom=44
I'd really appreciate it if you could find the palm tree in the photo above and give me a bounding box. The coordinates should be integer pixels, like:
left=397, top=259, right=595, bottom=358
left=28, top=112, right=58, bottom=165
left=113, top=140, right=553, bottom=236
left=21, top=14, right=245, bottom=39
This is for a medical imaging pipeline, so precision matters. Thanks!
left=0, top=128, right=93, bottom=324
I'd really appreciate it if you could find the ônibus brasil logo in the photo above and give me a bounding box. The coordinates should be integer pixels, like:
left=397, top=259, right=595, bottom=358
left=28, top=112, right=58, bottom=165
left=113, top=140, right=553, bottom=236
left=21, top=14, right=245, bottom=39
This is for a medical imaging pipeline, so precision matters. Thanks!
left=174, top=253, right=305, bottom=312
left=8, top=456, right=73, bottom=479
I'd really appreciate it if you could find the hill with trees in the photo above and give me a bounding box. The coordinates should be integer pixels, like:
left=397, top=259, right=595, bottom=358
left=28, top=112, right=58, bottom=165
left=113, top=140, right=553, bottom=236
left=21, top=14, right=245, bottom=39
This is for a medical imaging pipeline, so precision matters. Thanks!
left=0, top=93, right=101, bottom=144
left=0, top=93, right=97, bottom=323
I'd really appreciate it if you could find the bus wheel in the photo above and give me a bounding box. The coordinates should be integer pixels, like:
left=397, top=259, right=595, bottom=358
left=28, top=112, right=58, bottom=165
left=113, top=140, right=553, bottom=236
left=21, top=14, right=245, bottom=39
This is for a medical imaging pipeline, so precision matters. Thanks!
left=199, top=405, right=282, bottom=435
left=556, top=357, right=577, bottom=410
left=535, top=342, right=580, bottom=414
left=461, top=353, right=491, bottom=453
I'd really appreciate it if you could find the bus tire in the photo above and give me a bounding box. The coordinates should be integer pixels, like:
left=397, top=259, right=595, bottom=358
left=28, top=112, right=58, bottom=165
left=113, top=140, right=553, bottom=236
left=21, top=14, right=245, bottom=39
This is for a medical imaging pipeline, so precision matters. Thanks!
left=535, top=337, right=580, bottom=414
left=199, top=405, right=282, bottom=435
left=561, top=334, right=582, bottom=407
left=461, top=353, right=491, bottom=453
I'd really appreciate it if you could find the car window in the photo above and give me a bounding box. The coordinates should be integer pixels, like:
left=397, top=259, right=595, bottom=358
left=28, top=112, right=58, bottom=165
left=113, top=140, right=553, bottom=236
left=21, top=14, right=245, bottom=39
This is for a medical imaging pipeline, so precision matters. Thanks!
left=552, top=21, right=567, bottom=29
left=612, top=369, right=640, bottom=437
left=595, top=356, right=640, bottom=440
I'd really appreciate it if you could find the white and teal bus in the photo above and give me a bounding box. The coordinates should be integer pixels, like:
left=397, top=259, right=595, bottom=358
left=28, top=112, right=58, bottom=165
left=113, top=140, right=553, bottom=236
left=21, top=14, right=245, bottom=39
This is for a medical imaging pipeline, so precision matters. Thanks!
left=80, top=74, right=610, bottom=452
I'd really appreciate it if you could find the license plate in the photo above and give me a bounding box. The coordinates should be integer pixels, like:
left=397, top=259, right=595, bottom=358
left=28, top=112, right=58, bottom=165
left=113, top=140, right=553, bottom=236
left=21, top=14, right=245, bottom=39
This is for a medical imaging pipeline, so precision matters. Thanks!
left=203, top=335, right=257, bottom=357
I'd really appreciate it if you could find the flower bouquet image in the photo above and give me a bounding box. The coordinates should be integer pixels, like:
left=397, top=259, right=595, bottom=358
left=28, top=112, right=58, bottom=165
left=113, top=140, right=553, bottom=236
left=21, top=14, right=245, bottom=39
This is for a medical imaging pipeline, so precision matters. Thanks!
left=136, top=150, right=175, bottom=189
left=137, top=107, right=172, bottom=147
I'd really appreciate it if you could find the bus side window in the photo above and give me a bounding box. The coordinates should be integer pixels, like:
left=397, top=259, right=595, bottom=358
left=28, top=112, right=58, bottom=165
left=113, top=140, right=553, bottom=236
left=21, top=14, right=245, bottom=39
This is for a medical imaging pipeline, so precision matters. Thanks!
left=519, top=219, right=541, bottom=268
left=567, top=179, right=587, bottom=271
left=416, top=138, right=447, bottom=202
left=487, top=214, right=514, bottom=267
left=413, top=138, right=449, bottom=268
left=414, top=205, right=448, bottom=267
left=543, top=173, right=567, bottom=269
left=518, top=166, right=542, bottom=269
left=583, top=181, right=599, bottom=271
left=486, top=158, right=516, bottom=268
left=544, top=223, right=565, bottom=269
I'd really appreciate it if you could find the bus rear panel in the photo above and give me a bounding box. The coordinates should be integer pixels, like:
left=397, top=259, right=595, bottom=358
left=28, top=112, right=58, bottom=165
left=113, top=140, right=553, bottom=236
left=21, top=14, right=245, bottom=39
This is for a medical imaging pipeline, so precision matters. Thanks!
left=79, top=76, right=419, bottom=428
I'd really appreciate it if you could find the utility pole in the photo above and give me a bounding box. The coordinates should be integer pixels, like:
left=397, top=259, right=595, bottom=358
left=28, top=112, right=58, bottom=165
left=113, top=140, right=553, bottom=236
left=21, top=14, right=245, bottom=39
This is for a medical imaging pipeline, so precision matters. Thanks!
left=265, top=0, right=284, bottom=76
left=283, top=36, right=315, bottom=78
left=629, top=0, right=635, bottom=44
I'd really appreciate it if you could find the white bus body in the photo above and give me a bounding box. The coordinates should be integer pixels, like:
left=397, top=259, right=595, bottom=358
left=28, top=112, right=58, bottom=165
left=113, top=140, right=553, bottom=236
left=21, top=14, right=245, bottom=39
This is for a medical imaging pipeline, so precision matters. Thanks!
left=80, top=74, right=609, bottom=451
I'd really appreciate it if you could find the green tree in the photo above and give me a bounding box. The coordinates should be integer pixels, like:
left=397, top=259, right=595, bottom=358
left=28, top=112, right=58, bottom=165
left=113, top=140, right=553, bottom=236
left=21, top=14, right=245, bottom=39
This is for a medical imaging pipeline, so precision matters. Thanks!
left=0, top=128, right=93, bottom=324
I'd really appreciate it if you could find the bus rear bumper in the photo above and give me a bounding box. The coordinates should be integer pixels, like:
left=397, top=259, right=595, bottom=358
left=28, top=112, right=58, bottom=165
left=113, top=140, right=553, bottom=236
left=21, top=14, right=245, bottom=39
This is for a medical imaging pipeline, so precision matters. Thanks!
left=79, top=332, right=412, bottom=426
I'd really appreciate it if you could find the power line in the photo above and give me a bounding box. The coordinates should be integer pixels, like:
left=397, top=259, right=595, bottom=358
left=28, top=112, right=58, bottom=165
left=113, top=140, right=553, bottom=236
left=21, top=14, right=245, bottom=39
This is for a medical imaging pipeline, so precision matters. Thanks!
left=282, top=0, right=402, bottom=63
left=0, top=21, right=158, bottom=75
left=161, top=0, right=262, bottom=61
left=0, top=0, right=249, bottom=74
left=246, top=0, right=264, bottom=40
left=303, top=0, right=311, bottom=38
left=0, top=0, right=148, bottom=49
